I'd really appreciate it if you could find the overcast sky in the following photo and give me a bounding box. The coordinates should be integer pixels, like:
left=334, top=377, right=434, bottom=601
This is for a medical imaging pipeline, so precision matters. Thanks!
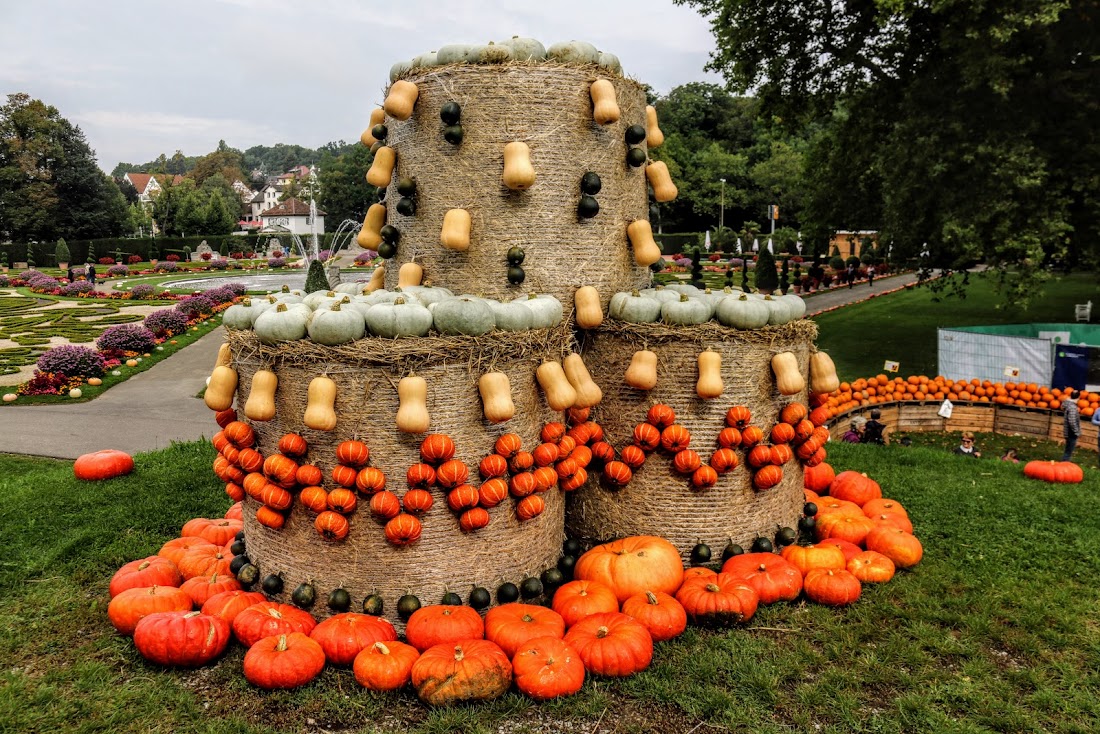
left=1, top=0, right=722, bottom=173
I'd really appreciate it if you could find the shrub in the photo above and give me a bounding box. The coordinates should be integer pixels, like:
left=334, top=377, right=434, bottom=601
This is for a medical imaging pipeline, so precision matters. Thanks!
left=158, top=261, right=179, bottom=272
left=209, top=259, right=228, bottom=270
left=175, top=295, right=215, bottom=320
left=304, top=259, right=330, bottom=293
left=318, top=249, right=333, bottom=261
left=231, top=252, right=244, bottom=259
left=130, top=284, right=155, bottom=299
left=107, top=264, right=129, bottom=277
left=355, top=251, right=377, bottom=263
left=206, top=284, right=244, bottom=304
left=97, top=324, right=158, bottom=354
left=845, top=255, right=862, bottom=268
left=165, top=254, right=180, bottom=262
left=201, top=252, right=213, bottom=261
left=144, top=308, right=188, bottom=338
left=268, top=257, right=286, bottom=268
left=98, top=257, right=115, bottom=265
left=0, top=275, right=8, bottom=287
left=183, top=246, right=192, bottom=259
left=62, top=281, right=95, bottom=296
left=55, top=238, right=70, bottom=264
left=37, top=345, right=105, bottom=378
left=128, top=255, right=142, bottom=264
left=829, top=256, right=845, bottom=271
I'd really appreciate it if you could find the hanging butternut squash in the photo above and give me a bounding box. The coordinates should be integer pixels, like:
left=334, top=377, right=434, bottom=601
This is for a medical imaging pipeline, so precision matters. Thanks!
left=574, top=286, right=603, bottom=328
left=809, top=351, right=840, bottom=394
left=383, top=80, right=419, bottom=121
left=244, top=369, right=278, bottom=421
left=502, top=142, right=536, bottom=190
left=624, top=349, right=658, bottom=390
left=536, top=361, right=577, bottom=411
left=563, top=353, right=602, bottom=408
left=771, top=352, right=805, bottom=396
left=366, top=146, right=396, bottom=188
left=360, top=108, right=386, bottom=146
left=626, top=220, right=662, bottom=267
left=396, top=376, right=430, bottom=433
left=357, top=203, right=386, bottom=249
left=590, top=79, right=621, bottom=125
left=696, top=351, right=724, bottom=399
left=303, top=376, right=338, bottom=431
left=398, top=262, right=423, bottom=288
left=646, top=161, right=677, bottom=202
left=366, top=265, right=385, bottom=293
left=478, top=372, right=515, bottom=423
left=204, top=344, right=237, bottom=411
left=440, top=209, right=471, bottom=251
left=645, top=105, right=664, bottom=148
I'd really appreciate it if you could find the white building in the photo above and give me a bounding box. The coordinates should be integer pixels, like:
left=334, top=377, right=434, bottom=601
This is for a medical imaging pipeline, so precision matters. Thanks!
left=260, top=197, right=325, bottom=236
left=122, top=172, right=184, bottom=206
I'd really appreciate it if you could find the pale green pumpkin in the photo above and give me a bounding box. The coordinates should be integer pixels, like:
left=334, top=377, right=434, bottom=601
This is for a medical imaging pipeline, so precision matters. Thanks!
left=661, top=294, right=711, bottom=325
left=487, top=299, right=534, bottom=331
left=254, top=303, right=311, bottom=344
left=547, top=40, right=600, bottom=64
left=432, top=297, right=495, bottom=335
left=308, top=303, right=366, bottom=345
left=366, top=297, right=433, bottom=338
left=518, top=294, right=563, bottom=329
left=716, top=294, right=770, bottom=330
left=609, top=290, right=661, bottom=323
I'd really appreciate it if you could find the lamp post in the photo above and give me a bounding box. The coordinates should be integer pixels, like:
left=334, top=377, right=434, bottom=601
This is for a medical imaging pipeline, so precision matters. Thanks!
left=719, top=178, right=726, bottom=234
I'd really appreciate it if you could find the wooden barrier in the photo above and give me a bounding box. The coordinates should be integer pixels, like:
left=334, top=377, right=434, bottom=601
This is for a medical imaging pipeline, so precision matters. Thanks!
left=828, top=400, right=1099, bottom=453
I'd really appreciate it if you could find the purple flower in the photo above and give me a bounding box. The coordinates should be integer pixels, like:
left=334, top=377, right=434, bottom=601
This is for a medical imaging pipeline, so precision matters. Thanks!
left=130, top=284, right=154, bottom=299
left=36, top=345, right=105, bottom=378
left=318, top=249, right=333, bottom=261
left=268, top=257, right=286, bottom=268
left=97, top=324, right=157, bottom=354
left=175, top=295, right=216, bottom=320
left=355, top=251, right=377, bottom=263
left=62, top=281, right=94, bottom=296
left=144, top=308, right=188, bottom=338
left=107, top=265, right=129, bottom=277
left=158, top=261, right=179, bottom=273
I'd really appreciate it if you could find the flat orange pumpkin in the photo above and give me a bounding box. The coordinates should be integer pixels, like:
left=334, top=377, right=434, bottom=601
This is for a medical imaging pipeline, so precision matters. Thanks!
left=574, top=535, right=684, bottom=603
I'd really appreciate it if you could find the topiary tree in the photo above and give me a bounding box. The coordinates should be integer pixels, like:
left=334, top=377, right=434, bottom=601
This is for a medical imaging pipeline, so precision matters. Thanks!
left=55, top=238, right=70, bottom=266
left=741, top=255, right=749, bottom=291
left=148, top=238, right=159, bottom=261
left=86, top=241, right=96, bottom=264
left=690, top=248, right=705, bottom=289
left=755, top=248, right=779, bottom=293
left=219, top=239, right=229, bottom=257
left=304, top=258, right=330, bottom=293
left=779, top=255, right=790, bottom=294
left=26, top=243, right=36, bottom=268
left=115, top=248, right=123, bottom=264
left=182, top=245, right=192, bottom=260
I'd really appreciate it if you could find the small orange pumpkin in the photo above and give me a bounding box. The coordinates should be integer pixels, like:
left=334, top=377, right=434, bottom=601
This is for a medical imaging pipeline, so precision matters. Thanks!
left=660, top=424, right=691, bottom=452
left=551, top=579, right=619, bottom=628
left=419, top=434, right=456, bottom=465
left=335, top=439, right=370, bottom=468
left=802, top=568, right=862, bottom=606
left=478, top=478, right=509, bottom=508
left=383, top=513, right=422, bottom=545
left=315, top=510, right=350, bottom=541
left=847, top=550, right=896, bottom=583
left=369, top=490, right=401, bottom=520
left=459, top=507, right=491, bottom=533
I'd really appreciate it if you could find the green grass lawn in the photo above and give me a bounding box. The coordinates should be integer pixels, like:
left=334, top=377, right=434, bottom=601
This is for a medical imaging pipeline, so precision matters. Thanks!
left=2, top=439, right=1099, bottom=733
left=814, top=271, right=1100, bottom=381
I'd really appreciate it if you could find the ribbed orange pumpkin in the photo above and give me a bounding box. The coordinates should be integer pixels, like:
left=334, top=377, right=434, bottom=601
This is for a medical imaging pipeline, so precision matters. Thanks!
left=675, top=573, right=759, bottom=626
left=541, top=422, right=567, bottom=443
left=709, top=448, right=739, bottom=474
left=411, top=640, right=513, bottom=706
left=717, top=427, right=742, bottom=448
left=243, top=632, right=325, bottom=690
left=794, top=437, right=822, bottom=461
left=315, top=510, right=350, bottom=541
left=740, top=425, right=764, bottom=447
left=132, top=610, right=231, bottom=668
left=486, top=603, right=566, bottom=657
left=158, top=537, right=215, bottom=566
left=277, top=432, right=308, bottom=457
left=646, top=403, right=676, bottom=429
left=181, top=517, right=243, bottom=547
left=419, top=434, right=456, bottom=465
left=327, top=487, right=358, bottom=514
left=353, top=640, right=420, bottom=691
left=562, top=612, right=653, bottom=677
left=262, top=454, right=298, bottom=488
left=110, top=556, right=183, bottom=598
left=869, top=511, right=914, bottom=534
left=672, top=449, right=701, bottom=474
left=533, top=465, right=559, bottom=491
left=620, top=590, right=687, bottom=642
left=479, top=453, right=508, bottom=478
left=494, top=433, right=523, bottom=458
left=447, top=484, right=480, bottom=512
left=560, top=468, right=588, bottom=492
left=516, top=494, right=545, bottom=521
left=660, top=424, right=691, bottom=452
left=725, top=405, right=751, bottom=428
left=223, top=421, right=254, bottom=449
left=336, top=439, right=370, bottom=467
left=770, top=444, right=793, bottom=465
left=406, top=605, right=485, bottom=652
left=847, top=551, right=896, bottom=583
left=406, top=463, right=436, bottom=489
left=355, top=466, right=386, bottom=494
left=599, top=460, right=631, bottom=488
left=369, top=490, right=401, bottom=520
left=384, top=513, right=422, bottom=545
left=311, top=613, right=397, bottom=666
left=551, top=580, right=619, bottom=628
left=237, top=448, right=264, bottom=473
left=296, top=463, right=323, bottom=487
left=331, top=464, right=359, bottom=489
left=865, top=526, right=923, bottom=568
left=180, top=573, right=241, bottom=607
left=512, top=636, right=586, bottom=700
left=828, top=471, right=883, bottom=507
left=770, top=423, right=796, bottom=444
left=402, top=488, right=434, bottom=515
left=632, top=422, right=661, bottom=451
left=780, top=543, right=846, bottom=576
left=803, top=568, right=862, bottom=606
left=574, top=536, right=684, bottom=602
left=436, top=459, right=470, bottom=489
left=259, top=483, right=293, bottom=511
left=793, top=419, right=816, bottom=442
left=863, top=498, right=908, bottom=518
left=177, top=546, right=232, bottom=580
left=533, top=442, right=560, bottom=467
left=299, top=485, right=329, bottom=513
left=108, top=585, right=194, bottom=636
left=478, top=478, right=508, bottom=508
left=816, top=512, right=876, bottom=546
left=620, top=444, right=646, bottom=469
left=816, top=498, right=865, bottom=517
left=803, top=462, right=836, bottom=493
left=509, top=472, right=537, bottom=498
left=779, top=402, right=807, bottom=424
left=590, top=440, right=616, bottom=463
left=459, top=507, right=491, bottom=533
left=720, top=553, right=802, bottom=604
left=816, top=537, right=863, bottom=562
left=752, top=465, right=783, bottom=490
left=691, top=465, right=719, bottom=490
left=214, top=408, right=237, bottom=429
left=747, top=445, right=773, bottom=468
left=255, top=505, right=286, bottom=530
left=201, top=590, right=266, bottom=624
left=231, top=602, right=318, bottom=647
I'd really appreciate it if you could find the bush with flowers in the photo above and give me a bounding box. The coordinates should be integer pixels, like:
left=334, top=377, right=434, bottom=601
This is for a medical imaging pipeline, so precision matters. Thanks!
left=96, top=324, right=158, bottom=356
left=18, top=371, right=84, bottom=396
left=158, top=261, right=179, bottom=273
left=127, top=255, right=142, bottom=265
left=130, top=284, right=155, bottom=299
left=268, top=257, right=286, bottom=269
left=62, top=281, right=95, bottom=296
left=355, top=251, right=377, bottom=264
left=36, top=345, right=105, bottom=379
left=144, top=309, right=188, bottom=339
left=209, top=259, right=229, bottom=270
left=107, top=264, right=129, bottom=277
left=165, top=254, right=180, bottom=262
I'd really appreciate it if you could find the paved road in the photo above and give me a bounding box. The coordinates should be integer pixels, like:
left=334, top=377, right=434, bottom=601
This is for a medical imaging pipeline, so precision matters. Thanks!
left=0, top=271, right=925, bottom=460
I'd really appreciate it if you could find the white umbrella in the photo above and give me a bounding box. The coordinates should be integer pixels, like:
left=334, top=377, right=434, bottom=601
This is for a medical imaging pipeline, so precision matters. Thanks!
left=704, top=230, right=712, bottom=252
left=767, top=238, right=774, bottom=254
left=752, top=238, right=759, bottom=252
left=796, top=241, right=803, bottom=254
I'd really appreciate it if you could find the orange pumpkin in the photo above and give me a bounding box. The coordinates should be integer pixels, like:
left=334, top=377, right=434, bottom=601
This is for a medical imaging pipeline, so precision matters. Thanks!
left=816, top=513, right=876, bottom=546
left=752, top=465, right=783, bottom=490
left=672, top=449, right=702, bottom=474
left=719, top=553, right=802, bottom=604
left=436, top=459, right=470, bottom=489
left=296, top=463, right=323, bottom=487
left=725, top=405, right=752, bottom=429
left=110, top=556, right=182, bottom=598
left=243, top=632, right=325, bottom=690
left=551, top=579, right=619, bottom=628
left=620, top=444, right=646, bottom=469
left=406, top=463, right=436, bottom=489
left=574, top=535, right=684, bottom=602
left=863, top=498, right=908, bottom=518
left=865, top=526, right=923, bottom=568
left=485, top=603, right=566, bottom=658
left=256, top=506, right=284, bottom=531
left=847, top=551, right=896, bottom=583
left=779, top=403, right=807, bottom=425
left=717, top=427, right=742, bottom=448
left=802, top=568, right=862, bottom=606
left=402, top=488, right=434, bottom=515
left=645, top=403, right=676, bottom=429
left=180, top=573, right=242, bottom=607
left=541, top=422, right=567, bottom=443
left=675, top=573, right=759, bottom=626
left=315, top=510, right=350, bottom=541
left=691, top=465, right=719, bottom=490
left=411, top=639, right=513, bottom=705
left=108, top=585, right=193, bottom=636
left=602, top=460, right=633, bottom=488
left=509, top=472, right=537, bottom=498
left=660, top=424, right=691, bottom=452
left=356, top=466, right=387, bottom=495
left=828, top=471, right=882, bottom=507
left=459, top=507, right=491, bottom=533
left=419, top=434, right=456, bottom=465
left=299, top=485, right=329, bottom=513
left=516, top=494, right=546, bottom=521
left=816, top=537, right=863, bottom=563
left=709, top=448, right=739, bottom=474
left=201, top=590, right=266, bottom=625
left=780, top=543, right=846, bottom=576
left=620, top=591, right=687, bottom=642
left=803, top=462, right=835, bottom=493
left=740, top=425, right=765, bottom=447
left=747, top=445, right=773, bottom=469
left=336, top=439, right=370, bottom=467
left=277, top=432, right=308, bottom=457
left=478, top=478, right=508, bottom=508
left=494, top=433, right=523, bottom=458
left=353, top=640, right=420, bottom=691
left=511, top=636, right=586, bottom=700
left=158, top=537, right=215, bottom=566
left=331, top=463, right=359, bottom=489
left=405, top=605, right=485, bottom=652
left=632, top=422, right=661, bottom=451
left=369, top=490, right=401, bottom=520
left=181, top=517, right=243, bottom=547
left=562, top=612, right=653, bottom=677
left=384, top=513, right=422, bottom=545
left=327, top=487, right=358, bottom=514
left=770, top=423, right=796, bottom=444
left=770, top=444, right=793, bottom=465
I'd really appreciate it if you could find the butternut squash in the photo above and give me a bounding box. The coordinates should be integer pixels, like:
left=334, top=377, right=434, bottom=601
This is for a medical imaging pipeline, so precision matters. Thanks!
left=214, top=343, right=232, bottom=369
left=244, top=369, right=278, bottom=421
left=366, top=265, right=385, bottom=293
left=303, top=376, right=338, bottom=431
left=809, top=351, right=840, bottom=394
left=696, top=350, right=724, bottom=399
left=590, top=79, right=621, bottom=125
left=360, top=108, right=386, bottom=146
left=204, top=365, right=238, bottom=411
left=627, top=220, right=663, bottom=267
left=478, top=372, right=515, bottom=423
left=502, top=142, right=536, bottom=190
left=536, top=361, right=577, bottom=412
left=563, top=353, right=602, bottom=408
left=398, top=261, right=423, bottom=288
left=574, top=286, right=603, bottom=329
left=366, top=146, right=396, bottom=188
left=440, top=208, right=471, bottom=251
left=646, top=161, right=677, bottom=202
left=396, top=375, right=429, bottom=433
left=645, top=105, right=664, bottom=148
left=357, top=203, right=385, bottom=248
left=383, top=80, right=419, bottom=121
left=771, top=351, right=805, bottom=396
left=624, top=349, right=658, bottom=390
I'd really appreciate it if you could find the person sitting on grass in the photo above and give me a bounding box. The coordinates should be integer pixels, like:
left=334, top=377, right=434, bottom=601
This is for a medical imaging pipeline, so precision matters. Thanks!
left=862, top=408, right=888, bottom=445
left=1000, top=447, right=1020, bottom=464
left=842, top=416, right=866, bottom=443
left=954, top=431, right=981, bottom=458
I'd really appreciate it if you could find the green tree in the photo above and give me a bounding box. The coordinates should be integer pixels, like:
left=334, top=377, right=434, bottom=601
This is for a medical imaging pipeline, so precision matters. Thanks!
left=675, top=0, right=1100, bottom=302
left=203, top=190, right=238, bottom=235
left=754, top=247, right=778, bottom=293
left=317, top=142, right=375, bottom=231
left=55, top=238, right=69, bottom=265
left=0, top=93, right=127, bottom=243
left=191, top=140, right=246, bottom=187
left=304, top=259, right=330, bottom=293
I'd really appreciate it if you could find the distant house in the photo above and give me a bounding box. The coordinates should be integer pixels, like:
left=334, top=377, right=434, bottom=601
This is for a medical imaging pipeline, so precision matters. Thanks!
left=122, top=172, right=185, bottom=206
left=260, top=197, right=325, bottom=236
left=248, top=185, right=283, bottom=224
left=830, top=231, right=879, bottom=259
left=231, top=179, right=253, bottom=202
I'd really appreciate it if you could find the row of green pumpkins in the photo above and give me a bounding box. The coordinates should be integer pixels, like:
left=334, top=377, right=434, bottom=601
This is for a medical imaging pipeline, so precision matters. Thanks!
left=223, top=282, right=564, bottom=345
left=108, top=483, right=920, bottom=704
left=610, top=284, right=807, bottom=329
left=390, top=38, right=623, bottom=82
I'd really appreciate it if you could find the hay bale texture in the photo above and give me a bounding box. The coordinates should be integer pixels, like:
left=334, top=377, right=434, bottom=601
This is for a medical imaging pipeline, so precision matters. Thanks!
left=226, top=327, right=570, bottom=626
left=567, top=320, right=817, bottom=559
left=381, top=62, right=652, bottom=310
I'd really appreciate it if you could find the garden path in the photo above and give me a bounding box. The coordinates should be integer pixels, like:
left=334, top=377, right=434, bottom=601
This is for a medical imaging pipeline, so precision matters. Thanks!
left=0, top=271, right=925, bottom=460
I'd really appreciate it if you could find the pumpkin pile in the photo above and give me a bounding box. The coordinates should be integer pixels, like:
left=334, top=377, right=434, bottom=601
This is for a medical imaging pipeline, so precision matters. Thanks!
left=107, top=473, right=919, bottom=702
left=820, top=374, right=1098, bottom=417
left=608, top=284, right=805, bottom=329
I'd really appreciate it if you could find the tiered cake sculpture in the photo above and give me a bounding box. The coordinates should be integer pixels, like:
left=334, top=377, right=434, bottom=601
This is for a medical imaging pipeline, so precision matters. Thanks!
left=209, top=39, right=826, bottom=627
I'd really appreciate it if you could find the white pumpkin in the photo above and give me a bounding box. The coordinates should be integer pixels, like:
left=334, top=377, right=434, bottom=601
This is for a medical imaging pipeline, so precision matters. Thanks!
left=518, top=294, right=563, bottom=329
left=307, top=303, right=366, bottom=345
left=389, top=60, right=412, bottom=82
left=716, top=294, right=770, bottom=330
left=400, top=285, right=453, bottom=307
left=779, top=293, right=807, bottom=320
left=477, top=41, right=513, bottom=63
left=661, top=295, right=712, bottom=325
left=366, top=297, right=433, bottom=338
left=436, top=44, right=472, bottom=65
left=502, top=36, right=546, bottom=61
left=432, top=297, right=496, bottom=335
left=609, top=290, right=661, bottom=323
left=597, top=52, right=622, bottom=74
left=547, top=40, right=600, bottom=64
left=333, top=281, right=367, bottom=295
left=640, top=286, right=683, bottom=304
left=222, top=299, right=266, bottom=330
left=254, top=303, right=311, bottom=344
left=303, top=290, right=339, bottom=309
left=487, top=299, right=534, bottom=331
left=762, top=295, right=794, bottom=325
left=410, top=51, right=438, bottom=69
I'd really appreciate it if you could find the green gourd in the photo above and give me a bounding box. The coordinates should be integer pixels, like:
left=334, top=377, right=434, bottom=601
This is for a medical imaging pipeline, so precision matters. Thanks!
left=661, top=294, right=711, bottom=325
left=501, top=36, right=546, bottom=60
left=432, top=297, right=495, bottom=336
left=487, top=299, right=534, bottom=331
left=547, top=40, right=599, bottom=64
left=436, top=44, right=472, bottom=65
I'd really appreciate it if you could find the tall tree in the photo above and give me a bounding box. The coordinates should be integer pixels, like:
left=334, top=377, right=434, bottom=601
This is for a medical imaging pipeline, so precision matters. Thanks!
left=677, top=0, right=1100, bottom=301
left=318, top=142, right=375, bottom=230
left=0, top=93, right=127, bottom=243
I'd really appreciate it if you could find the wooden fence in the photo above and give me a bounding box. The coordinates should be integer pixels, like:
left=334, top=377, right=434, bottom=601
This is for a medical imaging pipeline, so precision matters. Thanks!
left=828, top=401, right=1099, bottom=453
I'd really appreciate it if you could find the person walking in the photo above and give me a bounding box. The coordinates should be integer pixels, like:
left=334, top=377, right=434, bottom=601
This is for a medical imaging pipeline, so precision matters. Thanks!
left=1061, top=389, right=1081, bottom=461
left=867, top=264, right=875, bottom=287
left=67, top=265, right=77, bottom=283
left=86, top=263, right=97, bottom=287
left=846, top=263, right=855, bottom=289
